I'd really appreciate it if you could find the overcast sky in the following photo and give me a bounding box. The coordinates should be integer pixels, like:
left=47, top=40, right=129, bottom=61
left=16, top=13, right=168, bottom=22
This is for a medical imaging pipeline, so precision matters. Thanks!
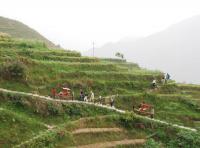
left=1, top=0, right=200, bottom=51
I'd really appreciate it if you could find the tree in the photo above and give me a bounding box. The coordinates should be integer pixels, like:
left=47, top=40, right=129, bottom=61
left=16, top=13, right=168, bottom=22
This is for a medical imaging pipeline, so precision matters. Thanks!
left=115, top=52, right=124, bottom=59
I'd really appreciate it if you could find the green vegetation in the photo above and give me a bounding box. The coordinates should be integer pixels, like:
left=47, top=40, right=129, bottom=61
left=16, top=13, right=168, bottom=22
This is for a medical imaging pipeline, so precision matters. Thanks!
left=0, top=36, right=200, bottom=147
left=56, top=114, right=200, bottom=148
left=115, top=52, right=125, bottom=59
left=0, top=108, right=46, bottom=147
left=115, top=92, right=200, bottom=129
left=0, top=91, right=117, bottom=147
left=0, top=16, right=56, bottom=48
left=0, top=61, right=26, bottom=80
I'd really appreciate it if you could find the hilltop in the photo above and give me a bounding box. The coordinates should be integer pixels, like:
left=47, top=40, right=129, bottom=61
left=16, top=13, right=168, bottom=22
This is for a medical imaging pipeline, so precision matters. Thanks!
left=0, top=16, right=57, bottom=48
left=0, top=35, right=200, bottom=147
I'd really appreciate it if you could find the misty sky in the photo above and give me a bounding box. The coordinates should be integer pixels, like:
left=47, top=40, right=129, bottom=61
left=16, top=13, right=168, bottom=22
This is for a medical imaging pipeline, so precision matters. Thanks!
left=1, top=0, right=200, bottom=51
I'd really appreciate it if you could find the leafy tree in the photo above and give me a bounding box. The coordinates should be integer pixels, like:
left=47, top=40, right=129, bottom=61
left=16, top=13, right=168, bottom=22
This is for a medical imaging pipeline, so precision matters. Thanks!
left=115, top=52, right=124, bottom=59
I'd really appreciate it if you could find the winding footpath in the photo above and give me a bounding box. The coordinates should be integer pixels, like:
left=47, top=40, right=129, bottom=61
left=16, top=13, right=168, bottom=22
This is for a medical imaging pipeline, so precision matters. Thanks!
left=0, top=88, right=197, bottom=132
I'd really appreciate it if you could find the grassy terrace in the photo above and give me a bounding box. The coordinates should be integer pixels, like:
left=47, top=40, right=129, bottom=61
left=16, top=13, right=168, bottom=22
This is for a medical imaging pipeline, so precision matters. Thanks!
left=0, top=107, right=47, bottom=147
left=1, top=89, right=200, bottom=147
left=0, top=90, right=118, bottom=147
left=0, top=37, right=162, bottom=96
left=54, top=114, right=200, bottom=148
left=1, top=36, right=200, bottom=147
left=56, top=115, right=147, bottom=148
left=115, top=92, right=200, bottom=129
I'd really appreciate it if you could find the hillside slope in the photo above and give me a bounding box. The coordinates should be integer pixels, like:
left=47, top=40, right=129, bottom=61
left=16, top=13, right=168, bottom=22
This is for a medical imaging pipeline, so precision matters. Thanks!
left=1, top=36, right=200, bottom=147
left=86, top=15, right=200, bottom=84
left=0, top=16, right=56, bottom=48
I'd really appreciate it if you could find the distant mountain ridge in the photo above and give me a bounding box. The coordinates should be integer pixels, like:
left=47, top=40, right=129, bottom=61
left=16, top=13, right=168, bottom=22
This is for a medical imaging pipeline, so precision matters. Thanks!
left=0, top=16, right=56, bottom=48
left=85, top=15, right=200, bottom=84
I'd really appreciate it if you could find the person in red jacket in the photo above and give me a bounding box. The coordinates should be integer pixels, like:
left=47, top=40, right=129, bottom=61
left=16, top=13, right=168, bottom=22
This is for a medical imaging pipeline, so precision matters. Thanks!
left=51, top=88, right=56, bottom=99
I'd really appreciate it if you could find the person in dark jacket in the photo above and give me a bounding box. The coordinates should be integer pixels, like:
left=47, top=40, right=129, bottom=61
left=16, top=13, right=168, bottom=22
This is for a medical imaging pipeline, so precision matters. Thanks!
left=80, top=90, right=85, bottom=101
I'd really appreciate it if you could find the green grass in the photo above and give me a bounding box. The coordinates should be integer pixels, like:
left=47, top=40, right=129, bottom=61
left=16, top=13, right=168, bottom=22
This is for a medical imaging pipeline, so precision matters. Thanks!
left=56, top=115, right=147, bottom=148
left=0, top=16, right=56, bottom=48
left=56, top=113, right=200, bottom=148
left=0, top=92, right=118, bottom=147
left=1, top=37, right=200, bottom=147
left=0, top=39, right=161, bottom=98
left=114, top=93, right=200, bottom=128
left=72, top=132, right=139, bottom=146
left=0, top=107, right=46, bottom=148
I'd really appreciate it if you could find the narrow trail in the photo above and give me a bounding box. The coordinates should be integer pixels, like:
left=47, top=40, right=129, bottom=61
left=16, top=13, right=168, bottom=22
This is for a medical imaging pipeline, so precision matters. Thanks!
left=77, top=139, right=146, bottom=148
left=72, top=128, right=123, bottom=134
left=0, top=88, right=197, bottom=132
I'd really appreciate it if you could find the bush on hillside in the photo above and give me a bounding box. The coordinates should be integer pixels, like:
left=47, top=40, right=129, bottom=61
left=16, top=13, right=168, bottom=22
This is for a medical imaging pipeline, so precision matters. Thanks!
left=167, top=130, right=200, bottom=148
left=0, top=32, right=11, bottom=41
left=0, top=61, right=26, bottom=80
left=17, top=40, right=47, bottom=48
left=159, top=83, right=178, bottom=93
left=143, top=138, right=161, bottom=148
left=117, top=113, right=200, bottom=147
left=181, top=99, right=200, bottom=111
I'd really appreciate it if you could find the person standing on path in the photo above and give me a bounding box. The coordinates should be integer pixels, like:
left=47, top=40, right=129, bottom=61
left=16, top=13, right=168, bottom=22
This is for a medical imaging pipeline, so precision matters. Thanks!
left=51, top=88, right=56, bottom=99
left=150, top=106, right=155, bottom=118
left=110, top=95, right=115, bottom=108
left=161, top=76, right=166, bottom=85
left=152, top=79, right=157, bottom=89
left=84, top=93, right=88, bottom=102
left=90, top=90, right=94, bottom=102
left=165, top=73, right=171, bottom=83
left=72, top=91, right=75, bottom=100
left=80, top=90, right=85, bottom=101
left=99, top=96, right=102, bottom=104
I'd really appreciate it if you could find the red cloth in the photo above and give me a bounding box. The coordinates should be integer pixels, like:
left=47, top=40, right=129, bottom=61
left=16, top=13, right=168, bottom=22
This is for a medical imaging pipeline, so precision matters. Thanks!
left=140, top=104, right=151, bottom=111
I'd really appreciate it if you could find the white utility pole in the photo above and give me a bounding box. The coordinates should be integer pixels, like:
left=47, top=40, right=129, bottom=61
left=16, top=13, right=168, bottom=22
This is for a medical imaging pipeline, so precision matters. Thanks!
left=92, top=41, right=95, bottom=57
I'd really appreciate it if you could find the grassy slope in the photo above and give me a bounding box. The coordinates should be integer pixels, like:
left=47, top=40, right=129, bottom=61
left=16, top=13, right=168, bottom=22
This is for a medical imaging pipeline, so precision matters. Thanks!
left=0, top=36, right=200, bottom=147
left=0, top=92, right=117, bottom=148
left=1, top=39, right=199, bottom=129
left=0, top=38, right=161, bottom=96
left=0, top=16, right=56, bottom=48
left=56, top=115, right=147, bottom=147
left=0, top=107, right=46, bottom=147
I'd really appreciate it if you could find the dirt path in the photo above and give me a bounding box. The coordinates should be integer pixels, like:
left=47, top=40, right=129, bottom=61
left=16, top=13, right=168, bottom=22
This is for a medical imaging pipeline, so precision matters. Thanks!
left=77, top=139, right=146, bottom=148
left=72, top=128, right=123, bottom=134
left=0, top=88, right=197, bottom=132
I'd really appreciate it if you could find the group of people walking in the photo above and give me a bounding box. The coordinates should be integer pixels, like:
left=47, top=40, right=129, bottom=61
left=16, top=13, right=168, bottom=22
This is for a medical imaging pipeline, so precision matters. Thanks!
left=49, top=73, right=172, bottom=121
left=80, top=90, right=95, bottom=102
left=80, top=90, right=115, bottom=107
left=151, top=73, right=171, bottom=89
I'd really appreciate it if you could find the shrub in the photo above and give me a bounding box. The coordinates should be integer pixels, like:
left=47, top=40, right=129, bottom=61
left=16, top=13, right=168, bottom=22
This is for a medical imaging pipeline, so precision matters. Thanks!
left=47, top=102, right=59, bottom=115
left=159, top=83, right=178, bottom=94
left=167, top=130, right=200, bottom=148
left=0, top=32, right=11, bottom=41
left=181, top=99, right=200, bottom=111
left=17, top=40, right=47, bottom=49
left=0, top=61, right=26, bottom=80
left=143, top=138, right=161, bottom=148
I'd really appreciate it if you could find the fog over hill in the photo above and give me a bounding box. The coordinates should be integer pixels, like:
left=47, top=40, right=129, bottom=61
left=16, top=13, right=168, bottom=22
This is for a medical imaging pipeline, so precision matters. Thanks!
left=84, top=15, right=200, bottom=84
